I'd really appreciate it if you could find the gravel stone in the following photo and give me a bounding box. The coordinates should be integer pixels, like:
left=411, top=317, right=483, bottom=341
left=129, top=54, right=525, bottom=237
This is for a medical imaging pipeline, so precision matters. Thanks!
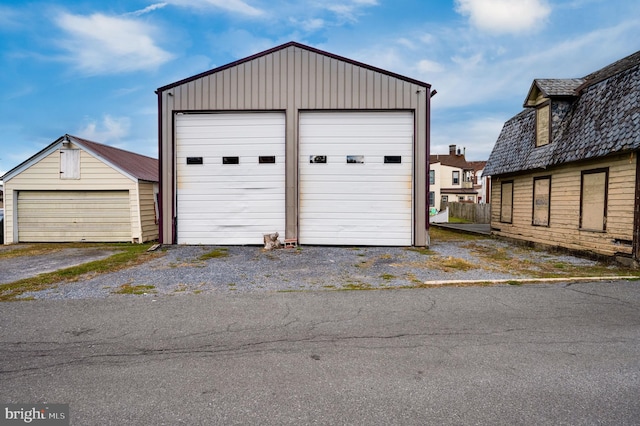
left=16, top=236, right=606, bottom=300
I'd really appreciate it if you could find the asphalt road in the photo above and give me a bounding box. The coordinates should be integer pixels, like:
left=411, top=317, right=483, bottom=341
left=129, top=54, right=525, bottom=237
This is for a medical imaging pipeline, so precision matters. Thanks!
left=1, top=281, right=639, bottom=425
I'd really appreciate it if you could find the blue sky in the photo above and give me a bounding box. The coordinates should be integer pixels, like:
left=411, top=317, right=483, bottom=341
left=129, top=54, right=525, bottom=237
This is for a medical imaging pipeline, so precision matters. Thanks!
left=0, top=0, right=639, bottom=176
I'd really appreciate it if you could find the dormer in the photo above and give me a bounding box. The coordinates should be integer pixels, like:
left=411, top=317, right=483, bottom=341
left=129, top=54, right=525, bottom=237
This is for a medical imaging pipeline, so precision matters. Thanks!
left=524, top=78, right=584, bottom=148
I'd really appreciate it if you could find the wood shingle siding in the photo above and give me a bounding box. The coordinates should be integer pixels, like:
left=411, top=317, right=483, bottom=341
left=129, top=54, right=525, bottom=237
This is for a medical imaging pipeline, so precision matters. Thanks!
left=485, top=50, right=640, bottom=261
left=491, top=154, right=636, bottom=257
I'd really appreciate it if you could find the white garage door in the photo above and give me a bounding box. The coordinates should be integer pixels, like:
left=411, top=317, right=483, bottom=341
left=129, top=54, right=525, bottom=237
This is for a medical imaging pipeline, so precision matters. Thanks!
left=176, top=112, right=286, bottom=245
left=299, top=111, right=414, bottom=246
left=17, top=191, right=131, bottom=242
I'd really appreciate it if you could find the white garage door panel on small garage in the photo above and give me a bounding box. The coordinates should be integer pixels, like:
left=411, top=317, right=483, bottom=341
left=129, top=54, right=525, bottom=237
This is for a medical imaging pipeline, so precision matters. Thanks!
left=299, top=111, right=414, bottom=246
left=176, top=112, right=286, bottom=245
left=17, top=191, right=131, bottom=242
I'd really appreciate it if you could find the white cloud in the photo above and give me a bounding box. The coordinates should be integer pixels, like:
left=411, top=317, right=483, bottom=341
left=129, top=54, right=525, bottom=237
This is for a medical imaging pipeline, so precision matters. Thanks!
left=322, top=0, right=380, bottom=23
left=165, top=0, right=264, bottom=16
left=76, top=115, right=131, bottom=143
left=54, top=12, right=173, bottom=75
left=289, top=17, right=326, bottom=32
left=416, top=59, right=444, bottom=74
left=455, top=0, right=551, bottom=34
left=125, top=2, right=168, bottom=17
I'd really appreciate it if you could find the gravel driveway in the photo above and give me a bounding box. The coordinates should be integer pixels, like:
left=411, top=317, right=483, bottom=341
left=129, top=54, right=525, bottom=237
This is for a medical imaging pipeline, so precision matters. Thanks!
left=13, top=236, right=608, bottom=300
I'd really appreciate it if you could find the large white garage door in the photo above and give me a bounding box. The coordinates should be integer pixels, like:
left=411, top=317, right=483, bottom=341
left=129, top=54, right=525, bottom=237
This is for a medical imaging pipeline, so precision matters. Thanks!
left=176, top=112, right=286, bottom=245
left=17, top=191, right=131, bottom=242
left=299, top=111, right=414, bottom=246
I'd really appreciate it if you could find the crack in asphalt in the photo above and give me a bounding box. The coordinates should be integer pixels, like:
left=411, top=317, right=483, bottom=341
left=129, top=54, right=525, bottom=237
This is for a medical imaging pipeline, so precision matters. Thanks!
left=5, top=327, right=637, bottom=377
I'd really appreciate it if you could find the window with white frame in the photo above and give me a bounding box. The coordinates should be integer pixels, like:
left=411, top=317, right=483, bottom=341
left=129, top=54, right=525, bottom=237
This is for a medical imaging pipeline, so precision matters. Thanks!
left=452, top=171, right=460, bottom=185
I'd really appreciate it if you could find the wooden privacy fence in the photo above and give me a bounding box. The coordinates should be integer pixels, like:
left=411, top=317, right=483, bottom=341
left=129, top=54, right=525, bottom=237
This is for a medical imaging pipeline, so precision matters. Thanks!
left=441, top=202, right=491, bottom=224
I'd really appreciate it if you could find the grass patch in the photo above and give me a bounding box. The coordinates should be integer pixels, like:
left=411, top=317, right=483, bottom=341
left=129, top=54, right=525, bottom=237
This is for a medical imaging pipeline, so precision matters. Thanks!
left=341, top=282, right=372, bottom=290
left=198, top=247, right=229, bottom=260
left=0, top=242, right=160, bottom=301
left=112, top=284, right=156, bottom=295
left=380, top=273, right=396, bottom=281
left=438, top=256, right=475, bottom=271
left=429, top=226, right=482, bottom=242
left=0, top=243, right=96, bottom=259
left=448, top=216, right=472, bottom=224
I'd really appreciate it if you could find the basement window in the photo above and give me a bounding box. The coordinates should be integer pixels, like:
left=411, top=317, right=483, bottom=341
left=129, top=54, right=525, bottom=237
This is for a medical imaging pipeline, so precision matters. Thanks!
left=384, top=156, right=402, bottom=164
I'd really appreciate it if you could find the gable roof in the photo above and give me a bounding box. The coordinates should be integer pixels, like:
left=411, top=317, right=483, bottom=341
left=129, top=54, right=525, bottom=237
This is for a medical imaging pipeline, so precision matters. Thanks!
left=69, top=135, right=158, bottom=182
left=430, top=154, right=473, bottom=169
left=484, top=50, right=640, bottom=177
left=430, top=155, right=486, bottom=172
left=2, top=135, right=158, bottom=183
left=524, top=79, right=584, bottom=106
left=156, top=41, right=430, bottom=93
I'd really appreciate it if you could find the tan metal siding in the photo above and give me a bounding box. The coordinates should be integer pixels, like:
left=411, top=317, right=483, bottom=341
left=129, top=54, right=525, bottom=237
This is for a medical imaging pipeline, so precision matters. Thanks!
left=160, top=44, right=428, bottom=245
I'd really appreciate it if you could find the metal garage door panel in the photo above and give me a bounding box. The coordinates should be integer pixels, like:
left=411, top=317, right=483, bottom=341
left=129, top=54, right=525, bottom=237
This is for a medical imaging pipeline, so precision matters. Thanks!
left=176, top=112, right=286, bottom=245
left=18, top=191, right=131, bottom=242
left=299, top=111, right=413, bottom=246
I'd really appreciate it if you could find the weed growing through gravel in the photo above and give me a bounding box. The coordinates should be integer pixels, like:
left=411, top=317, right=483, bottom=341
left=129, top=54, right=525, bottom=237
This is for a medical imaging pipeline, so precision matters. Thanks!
left=407, top=247, right=435, bottom=256
left=199, top=247, right=229, bottom=260
left=437, top=256, right=475, bottom=271
left=460, top=240, right=640, bottom=278
left=112, top=284, right=156, bottom=295
left=341, top=281, right=372, bottom=290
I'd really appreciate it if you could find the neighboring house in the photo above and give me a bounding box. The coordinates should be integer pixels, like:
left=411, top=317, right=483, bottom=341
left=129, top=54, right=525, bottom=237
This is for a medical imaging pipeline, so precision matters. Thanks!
left=157, top=41, right=432, bottom=246
left=429, top=145, right=487, bottom=211
left=483, top=50, right=640, bottom=263
left=0, top=182, right=3, bottom=209
left=1, top=135, right=159, bottom=244
left=470, top=161, right=490, bottom=204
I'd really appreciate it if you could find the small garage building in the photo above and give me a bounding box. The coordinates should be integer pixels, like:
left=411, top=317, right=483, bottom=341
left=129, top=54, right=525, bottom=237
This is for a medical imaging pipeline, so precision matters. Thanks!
left=157, top=42, right=431, bottom=246
left=2, top=135, right=159, bottom=244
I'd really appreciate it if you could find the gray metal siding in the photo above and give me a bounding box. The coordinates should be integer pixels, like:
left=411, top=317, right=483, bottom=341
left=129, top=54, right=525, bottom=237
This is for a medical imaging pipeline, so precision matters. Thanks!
left=159, top=44, right=429, bottom=245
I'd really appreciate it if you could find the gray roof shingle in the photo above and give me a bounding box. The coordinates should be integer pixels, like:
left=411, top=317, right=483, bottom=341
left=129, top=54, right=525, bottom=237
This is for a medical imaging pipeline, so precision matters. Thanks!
left=533, top=78, right=585, bottom=97
left=485, top=51, right=640, bottom=176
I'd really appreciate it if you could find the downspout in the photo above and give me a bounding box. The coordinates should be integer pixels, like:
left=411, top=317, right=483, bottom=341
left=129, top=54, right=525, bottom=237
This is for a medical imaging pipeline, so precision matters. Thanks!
left=156, top=89, right=164, bottom=244
left=426, top=89, right=436, bottom=244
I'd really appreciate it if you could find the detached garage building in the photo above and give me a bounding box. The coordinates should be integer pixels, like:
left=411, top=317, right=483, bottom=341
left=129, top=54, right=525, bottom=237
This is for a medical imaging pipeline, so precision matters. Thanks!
left=157, top=42, right=431, bottom=246
left=2, top=135, right=159, bottom=244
